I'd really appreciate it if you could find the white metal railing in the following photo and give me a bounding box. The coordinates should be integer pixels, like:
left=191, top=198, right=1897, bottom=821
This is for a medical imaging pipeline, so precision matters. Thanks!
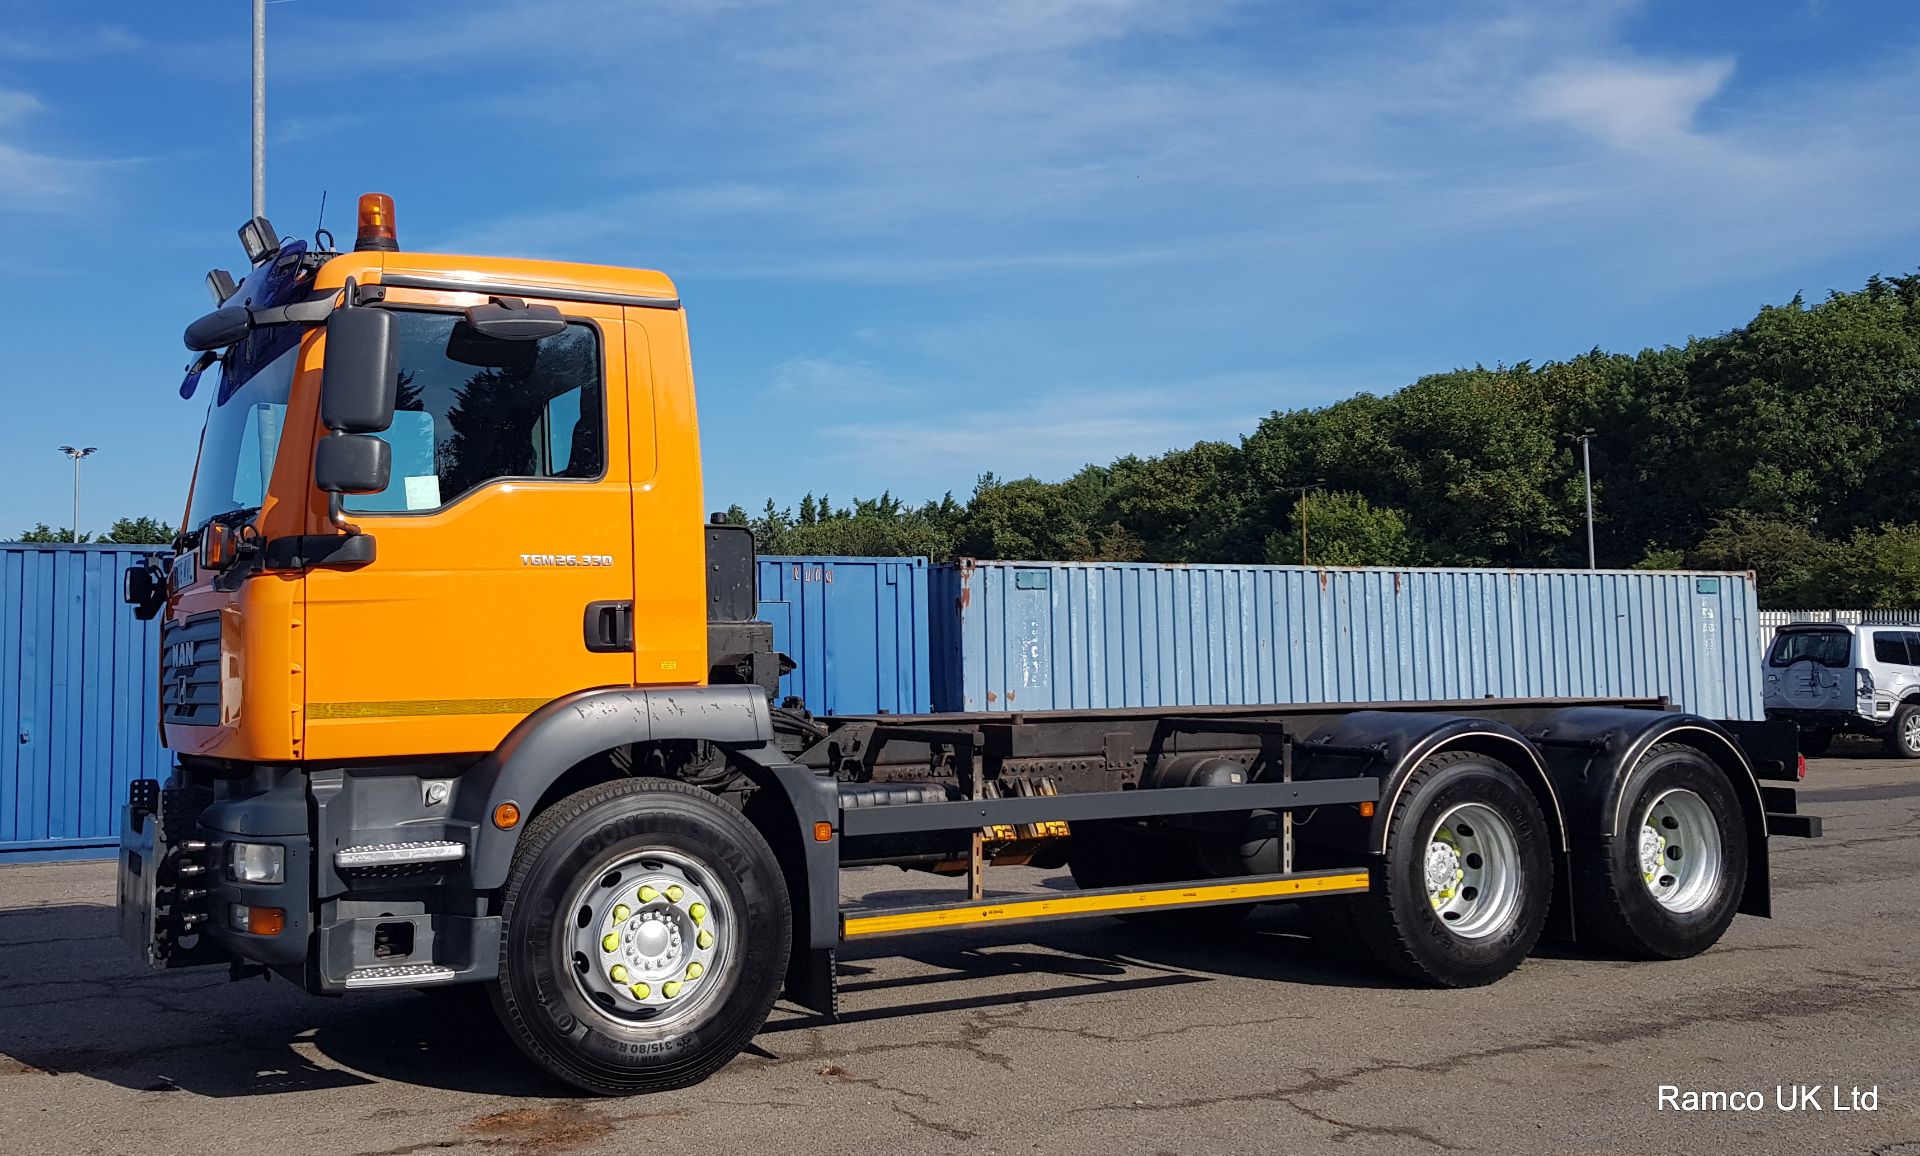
left=1758, top=609, right=1920, bottom=652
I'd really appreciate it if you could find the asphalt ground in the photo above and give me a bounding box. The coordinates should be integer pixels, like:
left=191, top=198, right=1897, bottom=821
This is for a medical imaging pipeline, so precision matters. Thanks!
left=0, top=749, right=1915, bottom=1155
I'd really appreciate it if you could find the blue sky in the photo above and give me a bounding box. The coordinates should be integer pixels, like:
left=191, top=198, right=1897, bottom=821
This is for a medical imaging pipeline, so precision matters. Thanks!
left=0, top=0, right=1915, bottom=536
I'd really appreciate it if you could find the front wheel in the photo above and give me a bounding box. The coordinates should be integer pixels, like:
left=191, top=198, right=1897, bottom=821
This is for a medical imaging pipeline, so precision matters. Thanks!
left=1342, top=751, right=1553, bottom=987
left=1572, top=744, right=1746, bottom=959
left=490, top=777, right=791, bottom=1095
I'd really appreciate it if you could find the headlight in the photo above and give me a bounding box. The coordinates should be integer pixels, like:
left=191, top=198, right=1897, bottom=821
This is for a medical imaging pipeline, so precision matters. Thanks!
left=228, top=842, right=285, bottom=884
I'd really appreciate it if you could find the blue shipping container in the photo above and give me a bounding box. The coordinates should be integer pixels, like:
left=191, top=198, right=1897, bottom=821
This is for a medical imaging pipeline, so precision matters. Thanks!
left=757, top=556, right=931, bottom=717
left=1, top=545, right=168, bottom=862
left=929, top=561, right=1762, bottom=721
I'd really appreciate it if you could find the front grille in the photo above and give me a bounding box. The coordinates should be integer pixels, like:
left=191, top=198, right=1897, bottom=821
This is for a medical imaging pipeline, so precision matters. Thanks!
left=161, top=612, right=222, bottom=726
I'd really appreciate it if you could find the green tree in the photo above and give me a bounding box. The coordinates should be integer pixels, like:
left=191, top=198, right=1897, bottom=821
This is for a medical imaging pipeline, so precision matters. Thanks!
left=99, top=516, right=176, bottom=544
left=15, top=524, right=90, bottom=543
left=1280, top=491, right=1423, bottom=567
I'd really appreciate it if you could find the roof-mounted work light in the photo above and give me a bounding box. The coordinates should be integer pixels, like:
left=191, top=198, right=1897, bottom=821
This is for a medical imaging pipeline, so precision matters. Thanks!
left=354, top=193, right=398, bottom=252
left=238, top=217, right=281, bottom=265
left=206, top=268, right=239, bottom=305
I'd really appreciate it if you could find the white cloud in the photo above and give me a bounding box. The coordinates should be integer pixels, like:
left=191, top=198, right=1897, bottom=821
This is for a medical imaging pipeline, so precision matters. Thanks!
left=1525, top=58, right=1736, bottom=151
left=767, top=356, right=913, bottom=401
left=810, top=375, right=1282, bottom=483
left=0, top=90, right=109, bottom=209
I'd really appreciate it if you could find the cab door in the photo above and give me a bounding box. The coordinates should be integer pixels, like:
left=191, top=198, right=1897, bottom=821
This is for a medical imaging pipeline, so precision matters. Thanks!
left=302, top=294, right=636, bottom=760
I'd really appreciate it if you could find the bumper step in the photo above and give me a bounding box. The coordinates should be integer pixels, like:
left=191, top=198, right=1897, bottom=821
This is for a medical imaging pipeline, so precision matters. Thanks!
left=343, top=963, right=459, bottom=989
left=335, top=841, right=466, bottom=870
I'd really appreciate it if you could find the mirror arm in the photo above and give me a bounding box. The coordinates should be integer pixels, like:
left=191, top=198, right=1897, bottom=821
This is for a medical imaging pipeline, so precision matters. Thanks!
left=327, top=492, right=362, bottom=536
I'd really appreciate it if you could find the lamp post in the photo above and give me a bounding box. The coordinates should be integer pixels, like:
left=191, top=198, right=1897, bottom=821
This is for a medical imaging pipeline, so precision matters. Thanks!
left=252, top=0, right=266, bottom=219
left=1577, top=429, right=1596, bottom=569
left=57, top=446, right=98, bottom=543
left=1299, top=480, right=1324, bottom=566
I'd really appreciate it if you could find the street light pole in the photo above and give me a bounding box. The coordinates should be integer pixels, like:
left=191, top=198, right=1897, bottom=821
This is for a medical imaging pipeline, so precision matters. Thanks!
left=1300, top=485, right=1309, bottom=566
left=57, top=446, right=98, bottom=543
left=1578, top=429, right=1596, bottom=569
left=1298, top=480, right=1324, bottom=566
left=252, top=0, right=266, bottom=219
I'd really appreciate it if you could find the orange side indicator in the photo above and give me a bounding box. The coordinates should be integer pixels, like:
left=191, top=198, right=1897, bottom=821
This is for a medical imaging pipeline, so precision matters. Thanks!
left=493, top=802, right=522, bottom=830
left=813, top=821, right=834, bottom=842
left=248, top=907, right=286, bottom=936
left=1358, top=801, right=1376, bottom=818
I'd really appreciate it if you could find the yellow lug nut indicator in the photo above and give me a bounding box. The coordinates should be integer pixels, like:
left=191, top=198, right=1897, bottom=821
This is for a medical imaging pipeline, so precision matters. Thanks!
left=601, top=933, right=620, bottom=953
left=685, top=961, right=704, bottom=981
left=663, top=981, right=682, bottom=999
left=689, top=902, right=707, bottom=925
left=666, top=885, right=684, bottom=902
left=610, top=964, right=630, bottom=984
left=697, top=930, right=714, bottom=950
left=613, top=904, right=631, bottom=922
left=630, top=982, right=651, bottom=1000
left=638, top=885, right=659, bottom=903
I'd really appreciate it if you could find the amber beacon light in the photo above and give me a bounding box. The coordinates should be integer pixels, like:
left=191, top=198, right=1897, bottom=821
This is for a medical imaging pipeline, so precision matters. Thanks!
left=354, top=192, right=399, bottom=252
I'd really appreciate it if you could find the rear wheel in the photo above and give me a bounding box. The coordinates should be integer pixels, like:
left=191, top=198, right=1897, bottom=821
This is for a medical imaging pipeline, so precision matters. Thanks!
left=1572, top=744, right=1746, bottom=959
left=1884, top=705, right=1920, bottom=759
left=1796, top=728, right=1833, bottom=758
left=1340, top=750, right=1552, bottom=987
left=490, top=777, right=790, bottom=1095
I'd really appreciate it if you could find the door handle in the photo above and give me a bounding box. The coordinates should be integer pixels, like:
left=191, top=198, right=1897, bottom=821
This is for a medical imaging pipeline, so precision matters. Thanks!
left=584, top=600, right=634, bottom=653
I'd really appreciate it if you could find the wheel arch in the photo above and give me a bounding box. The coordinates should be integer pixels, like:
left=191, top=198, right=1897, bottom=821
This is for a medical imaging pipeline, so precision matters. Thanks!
left=1523, top=707, right=1770, bottom=919
left=1294, top=712, right=1569, bottom=857
left=458, top=685, right=779, bottom=891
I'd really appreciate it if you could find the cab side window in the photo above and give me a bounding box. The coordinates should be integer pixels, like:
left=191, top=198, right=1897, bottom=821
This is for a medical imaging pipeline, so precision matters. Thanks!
left=347, top=310, right=604, bottom=512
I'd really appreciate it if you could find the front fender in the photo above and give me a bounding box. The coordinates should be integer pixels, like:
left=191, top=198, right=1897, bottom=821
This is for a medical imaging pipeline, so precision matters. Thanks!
left=457, top=685, right=776, bottom=890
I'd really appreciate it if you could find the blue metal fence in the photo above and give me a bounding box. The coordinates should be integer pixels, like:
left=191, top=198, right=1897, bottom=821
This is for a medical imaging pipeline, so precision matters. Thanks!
left=1, top=546, right=167, bottom=862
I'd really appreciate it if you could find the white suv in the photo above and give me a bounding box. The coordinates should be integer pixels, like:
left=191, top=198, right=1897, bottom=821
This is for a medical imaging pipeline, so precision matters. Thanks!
left=1765, top=624, right=1920, bottom=757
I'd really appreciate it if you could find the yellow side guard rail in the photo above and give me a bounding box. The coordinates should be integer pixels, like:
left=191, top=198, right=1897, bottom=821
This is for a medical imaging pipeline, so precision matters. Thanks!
left=841, top=869, right=1371, bottom=940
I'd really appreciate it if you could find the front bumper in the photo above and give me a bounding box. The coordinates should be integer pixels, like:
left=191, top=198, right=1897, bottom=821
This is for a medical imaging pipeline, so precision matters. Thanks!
left=117, top=771, right=498, bottom=992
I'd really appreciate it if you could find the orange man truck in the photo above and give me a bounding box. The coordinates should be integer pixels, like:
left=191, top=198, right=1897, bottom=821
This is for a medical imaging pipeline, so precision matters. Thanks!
left=118, top=195, right=1820, bottom=1094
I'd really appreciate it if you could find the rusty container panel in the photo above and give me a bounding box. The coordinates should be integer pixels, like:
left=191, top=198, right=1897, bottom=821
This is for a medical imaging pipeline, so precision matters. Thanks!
left=757, top=555, right=931, bottom=717
left=929, top=561, right=1761, bottom=720
left=1, top=545, right=168, bottom=862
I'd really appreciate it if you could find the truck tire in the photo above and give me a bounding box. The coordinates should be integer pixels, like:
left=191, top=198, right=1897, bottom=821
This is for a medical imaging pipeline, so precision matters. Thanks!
left=1796, top=728, right=1833, bottom=758
left=1068, top=822, right=1252, bottom=934
left=1340, top=750, right=1552, bottom=987
left=490, top=776, right=790, bottom=1095
left=1885, top=704, right=1920, bottom=759
left=1572, top=743, right=1747, bottom=960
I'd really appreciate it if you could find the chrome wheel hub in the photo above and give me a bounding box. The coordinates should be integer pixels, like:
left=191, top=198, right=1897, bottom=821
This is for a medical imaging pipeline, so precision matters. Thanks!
left=1639, top=788, right=1722, bottom=913
left=1424, top=802, right=1523, bottom=940
left=567, top=849, right=729, bottom=1026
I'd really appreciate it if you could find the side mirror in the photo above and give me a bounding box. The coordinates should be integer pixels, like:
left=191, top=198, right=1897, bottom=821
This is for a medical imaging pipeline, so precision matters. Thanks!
left=320, top=307, right=400, bottom=433
left=184, top=306, right=251, bottom=352
left=315, top=433, right=392, bottom=495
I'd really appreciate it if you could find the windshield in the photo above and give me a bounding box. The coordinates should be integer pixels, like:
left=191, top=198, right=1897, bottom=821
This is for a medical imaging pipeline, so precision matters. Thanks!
left=1768, top=629, right=1852, bottom=668
left=184, top=346, right=297, bottom=530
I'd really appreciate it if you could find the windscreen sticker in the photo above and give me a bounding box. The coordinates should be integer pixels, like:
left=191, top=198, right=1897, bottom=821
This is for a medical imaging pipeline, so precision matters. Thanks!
left=403, top=474, right=442, bottom=510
